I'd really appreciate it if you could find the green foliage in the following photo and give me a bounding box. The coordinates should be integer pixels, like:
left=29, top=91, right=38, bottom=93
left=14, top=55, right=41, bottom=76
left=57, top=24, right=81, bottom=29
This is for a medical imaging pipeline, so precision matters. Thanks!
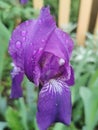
left=0, top=0, right=39, bottom=30
left=0, top=21, right=10, bottom=81
left=70, top=0, right=80, bottom=23
left=6, top=107, right=24, bottom=130
left=80, top=70, right=98, bottom=130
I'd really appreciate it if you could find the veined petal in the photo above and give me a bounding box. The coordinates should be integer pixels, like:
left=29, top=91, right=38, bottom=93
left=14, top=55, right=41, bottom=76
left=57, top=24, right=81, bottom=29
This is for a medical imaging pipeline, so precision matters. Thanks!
left=10, top=65, right=24, bottom=98
left=37, top=79, right=72, bottom=130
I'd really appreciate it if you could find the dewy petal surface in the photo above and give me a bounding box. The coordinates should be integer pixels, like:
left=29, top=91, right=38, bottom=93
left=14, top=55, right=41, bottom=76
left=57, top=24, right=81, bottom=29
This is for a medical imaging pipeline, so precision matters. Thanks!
left=24, top=7, right=56, bottom=85
left=8, top=19, right=36, bottom=69
left=37, top=79, right=72, bottom=130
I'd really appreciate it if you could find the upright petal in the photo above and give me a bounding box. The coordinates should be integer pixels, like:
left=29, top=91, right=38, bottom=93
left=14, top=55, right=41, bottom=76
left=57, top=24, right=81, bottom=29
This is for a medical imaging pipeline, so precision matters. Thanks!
left=24, top=7, right=56, bottom=85
left=44, top=28, right=74, bottom=64
left=8, top=7, right=56, bottom=86
left=55, top=28, right=74, bottom=58
left=37, top=79, right=72, bottom=130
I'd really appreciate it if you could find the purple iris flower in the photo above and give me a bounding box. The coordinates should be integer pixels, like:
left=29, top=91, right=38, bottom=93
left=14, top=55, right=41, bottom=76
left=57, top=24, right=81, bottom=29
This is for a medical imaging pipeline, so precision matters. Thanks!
left=8, top=7, right=74, bottom=130
left=20, top=0, right=28, bottom=4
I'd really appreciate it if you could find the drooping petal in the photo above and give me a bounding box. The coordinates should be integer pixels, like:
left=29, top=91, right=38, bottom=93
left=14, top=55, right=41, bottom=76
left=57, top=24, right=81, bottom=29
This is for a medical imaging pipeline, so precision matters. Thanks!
left=10, top=65, right=24, bottom=98
left=37, top=79, right=72, bottom=130
left=20, top=0, right=28, bottom=4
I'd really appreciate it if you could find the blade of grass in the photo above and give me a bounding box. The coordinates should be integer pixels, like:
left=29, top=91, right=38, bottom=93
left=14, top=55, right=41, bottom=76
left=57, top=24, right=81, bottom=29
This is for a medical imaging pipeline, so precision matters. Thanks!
left=0, top=21, right=10, bottom=82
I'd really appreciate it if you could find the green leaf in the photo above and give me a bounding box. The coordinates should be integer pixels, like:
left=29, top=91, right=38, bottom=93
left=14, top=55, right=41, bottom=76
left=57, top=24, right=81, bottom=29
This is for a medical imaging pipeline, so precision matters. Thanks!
left=80, top=87, right=98, bottom=130
left=53, top=123, right=64, bottom=130
left=18, top=98, right=29, bottom=130
left=5, top=107, right=24, bottom=130
left=0, top=95, right=7, bottom=116
left=88, top=70, right=98, bottom=89
left=0, top=21, right=10, bottom=81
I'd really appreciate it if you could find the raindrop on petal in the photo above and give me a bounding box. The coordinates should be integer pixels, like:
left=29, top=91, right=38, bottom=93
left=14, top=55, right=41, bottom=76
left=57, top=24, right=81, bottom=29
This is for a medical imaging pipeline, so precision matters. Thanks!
left=39, top=19, right=42, bottom=24
left=33, top=50, right=36, bottom=54
left=21, top=30, right=26, bottom=36
left=42, top=39, right=45, bottom=42
left=39, top=48, right=43, bottom=51
left=22, top=37, right=26, bottom=41
left=66, top=40, right=68, bottom=43
left=59, top=58, right=65, bottom=66
left=56, top=104, right=58, bottom=106
left=16, top=41, right=22, bottom=48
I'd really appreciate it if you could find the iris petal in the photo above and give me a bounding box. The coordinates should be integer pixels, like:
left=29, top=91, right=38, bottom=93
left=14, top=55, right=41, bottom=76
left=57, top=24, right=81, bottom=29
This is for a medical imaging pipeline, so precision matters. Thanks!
left=37, top=79, right=72, bottom=130
left=66, top=66, right=75, bottom=86
left=44, top=28, right=74, bottom=64
left=24, top=7, right=56, bottom=84
left=39, top=52, right=61, bottom=82
left=8, top=19, right=36, bottom=69
left=10, top=66, right=24, bottom=98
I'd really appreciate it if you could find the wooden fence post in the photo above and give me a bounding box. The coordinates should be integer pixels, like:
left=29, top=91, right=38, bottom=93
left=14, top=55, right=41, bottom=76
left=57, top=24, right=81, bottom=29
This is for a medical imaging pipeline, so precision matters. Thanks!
left=77, top=0, right=93, bottom=45
left=58, top=0, right=71, bottom=27
left=33, top=0, right=43, bottom=9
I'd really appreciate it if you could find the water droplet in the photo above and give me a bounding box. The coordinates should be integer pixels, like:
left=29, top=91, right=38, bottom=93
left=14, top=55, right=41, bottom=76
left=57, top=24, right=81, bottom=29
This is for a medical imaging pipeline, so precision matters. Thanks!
left=42, top=39, right=45, bottom=42
left=33, top=50, right=36, bottom=54
left=21, top=30, right=26, bottom=36
left=39, top=19, right=42, bottom=24
left=66, top=40, right=68, bottom=43
left=39, top=48, right=43, bottom=51
left=22, top=37, right=26, bottom=41
left=59, top=58, right=65, bottom=66
left=16, top=41, right=21, bottom=48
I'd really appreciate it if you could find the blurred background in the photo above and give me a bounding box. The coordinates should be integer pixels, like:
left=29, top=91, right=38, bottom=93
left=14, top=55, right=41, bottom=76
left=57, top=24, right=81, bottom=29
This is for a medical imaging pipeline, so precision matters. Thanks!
left=0, top=0, right=98, bottom=130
